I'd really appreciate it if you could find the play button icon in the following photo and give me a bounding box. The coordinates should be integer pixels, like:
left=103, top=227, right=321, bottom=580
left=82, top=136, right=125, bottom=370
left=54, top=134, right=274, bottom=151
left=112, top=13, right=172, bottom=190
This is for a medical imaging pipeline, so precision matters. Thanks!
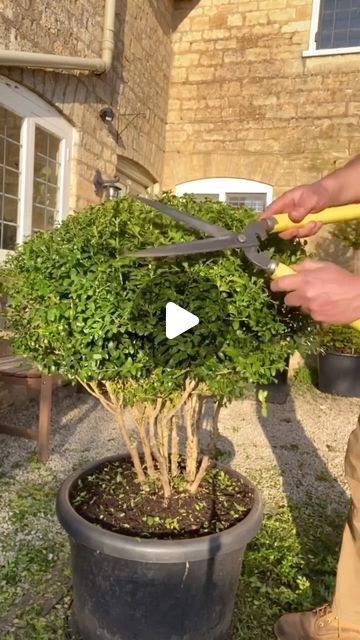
left=166, top=302, right=199, bottom=339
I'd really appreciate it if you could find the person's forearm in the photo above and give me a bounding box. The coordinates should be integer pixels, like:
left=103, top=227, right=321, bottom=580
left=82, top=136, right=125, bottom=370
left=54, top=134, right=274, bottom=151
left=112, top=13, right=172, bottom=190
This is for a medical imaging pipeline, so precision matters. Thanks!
left=316, top=155, right=360, bottom=208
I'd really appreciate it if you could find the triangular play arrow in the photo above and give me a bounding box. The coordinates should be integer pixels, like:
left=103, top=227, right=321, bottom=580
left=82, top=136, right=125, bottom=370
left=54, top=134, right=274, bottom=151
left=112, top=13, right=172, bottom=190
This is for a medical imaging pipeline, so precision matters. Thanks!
left=165, top=302, right=199, bottom=339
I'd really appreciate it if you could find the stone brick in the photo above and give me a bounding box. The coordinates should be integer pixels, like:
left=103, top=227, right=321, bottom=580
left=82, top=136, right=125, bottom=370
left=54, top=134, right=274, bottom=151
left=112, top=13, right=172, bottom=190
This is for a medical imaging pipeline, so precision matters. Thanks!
left=270, top=8, right=297, bottom=22
left=188, top=15, right=210, bottom=30
left=281, top=20, right=311, bottom=33
left=214, top=38, right=238, bottom=49
left=199, top=50, right=224, bottom=65
left=245, top=11, right=269, bottom=26
left=173, top=53, right=200, bottom=67
left=226, top=14, right=243, bottom=27
left=188, top=66, right=215, bottom=81
left=296, top=5, right=311, bottom=19
left=259, top=0, right=287, bottom=8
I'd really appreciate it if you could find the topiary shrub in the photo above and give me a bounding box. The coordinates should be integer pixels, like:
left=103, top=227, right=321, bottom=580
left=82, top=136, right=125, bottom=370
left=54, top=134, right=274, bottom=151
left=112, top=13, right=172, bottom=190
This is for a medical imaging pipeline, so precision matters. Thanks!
left=2, top=194, right=312, bottom=500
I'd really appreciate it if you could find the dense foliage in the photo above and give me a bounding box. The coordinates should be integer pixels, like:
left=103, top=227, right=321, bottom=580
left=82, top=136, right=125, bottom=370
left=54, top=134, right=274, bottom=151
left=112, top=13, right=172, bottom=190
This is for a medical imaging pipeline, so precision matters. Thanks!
left=3, top=194, right=311, bottom=399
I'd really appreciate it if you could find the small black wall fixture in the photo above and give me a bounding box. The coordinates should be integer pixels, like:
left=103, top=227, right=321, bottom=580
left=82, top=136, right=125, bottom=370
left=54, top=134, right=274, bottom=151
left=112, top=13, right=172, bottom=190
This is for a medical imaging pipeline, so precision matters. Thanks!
left=93, top=169, right=122, bottom=200
left=99, top=106, right=115, bottom=124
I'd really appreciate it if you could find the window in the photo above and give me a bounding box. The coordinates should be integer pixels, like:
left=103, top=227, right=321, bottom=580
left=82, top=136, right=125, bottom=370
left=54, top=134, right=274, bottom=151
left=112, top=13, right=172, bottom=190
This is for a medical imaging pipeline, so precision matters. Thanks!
left=304, top=0, right=360, bottom=57
left=225, top=192, right=267, bottom=213
left=0, top=77, right=73, bottom=257
left=175, top=178, right=272, bottom=213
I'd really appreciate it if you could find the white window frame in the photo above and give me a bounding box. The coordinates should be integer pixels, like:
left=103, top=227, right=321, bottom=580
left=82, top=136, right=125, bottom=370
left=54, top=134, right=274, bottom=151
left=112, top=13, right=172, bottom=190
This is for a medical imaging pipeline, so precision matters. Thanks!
left=303, top=0, right=360, bottom=58
left=0, top=75, right=73, bottom=259
left=175, top=177, right=273, bottom=208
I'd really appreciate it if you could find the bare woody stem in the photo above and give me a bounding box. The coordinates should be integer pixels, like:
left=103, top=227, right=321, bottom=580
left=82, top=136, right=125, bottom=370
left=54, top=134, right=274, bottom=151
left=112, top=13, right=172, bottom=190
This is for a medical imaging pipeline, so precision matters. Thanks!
left=131, top=404, right=156, bottom=478
left=115, top=407, right=146, bottom=483
left=90, top=380, right=146, bottom=484
left=188, top=455, right=211, bottom=495
left=171, top=416, right=179, bottom=477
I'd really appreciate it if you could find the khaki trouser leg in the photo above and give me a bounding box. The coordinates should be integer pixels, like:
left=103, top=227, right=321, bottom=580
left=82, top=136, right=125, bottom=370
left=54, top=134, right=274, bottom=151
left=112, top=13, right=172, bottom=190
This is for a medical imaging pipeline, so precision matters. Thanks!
left=333, top=417, right=360, bottom=624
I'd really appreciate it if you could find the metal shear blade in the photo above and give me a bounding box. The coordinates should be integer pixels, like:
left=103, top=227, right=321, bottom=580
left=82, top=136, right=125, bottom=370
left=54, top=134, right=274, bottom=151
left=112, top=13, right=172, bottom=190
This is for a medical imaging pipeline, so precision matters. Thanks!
left=128, top=198, right=273, bottom=272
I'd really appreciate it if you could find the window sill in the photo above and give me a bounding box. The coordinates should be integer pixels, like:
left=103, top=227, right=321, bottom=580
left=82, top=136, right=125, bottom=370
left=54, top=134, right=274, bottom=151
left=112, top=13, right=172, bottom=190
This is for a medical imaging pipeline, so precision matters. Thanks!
left=303, top=46, right=360, bottom=58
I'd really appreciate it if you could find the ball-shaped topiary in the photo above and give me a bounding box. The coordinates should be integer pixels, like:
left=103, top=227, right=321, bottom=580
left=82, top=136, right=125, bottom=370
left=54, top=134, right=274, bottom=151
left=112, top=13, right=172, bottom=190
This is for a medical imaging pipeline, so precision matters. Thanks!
left=2, top=195, right=312, bottom=495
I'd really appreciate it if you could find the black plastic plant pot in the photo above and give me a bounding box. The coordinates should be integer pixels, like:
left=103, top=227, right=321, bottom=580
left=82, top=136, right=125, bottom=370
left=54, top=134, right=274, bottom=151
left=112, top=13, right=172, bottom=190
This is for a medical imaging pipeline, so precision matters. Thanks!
left=56, top=455, right=263, bottom=640
left=318, top=351, right=360, bottom=397
left=257, top=356, right=290, bottom=405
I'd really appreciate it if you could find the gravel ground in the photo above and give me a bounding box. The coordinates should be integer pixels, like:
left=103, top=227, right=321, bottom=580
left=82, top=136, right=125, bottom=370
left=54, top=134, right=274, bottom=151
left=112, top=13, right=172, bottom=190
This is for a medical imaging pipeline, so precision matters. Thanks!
left=0, top=383, right=357, bottom=507
left=0, top=383, right=358, bottom=637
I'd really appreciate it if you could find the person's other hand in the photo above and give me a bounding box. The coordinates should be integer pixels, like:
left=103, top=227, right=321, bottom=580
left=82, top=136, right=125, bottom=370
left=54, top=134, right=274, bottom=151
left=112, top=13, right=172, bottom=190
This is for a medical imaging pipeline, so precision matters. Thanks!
left=270, top=259, right=360, bottom=324
left=261, top=182, right=330, bottom=240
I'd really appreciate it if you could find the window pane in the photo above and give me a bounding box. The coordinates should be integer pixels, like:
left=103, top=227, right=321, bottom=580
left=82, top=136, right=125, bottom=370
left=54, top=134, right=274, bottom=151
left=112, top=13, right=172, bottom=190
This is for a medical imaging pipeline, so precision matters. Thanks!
left=35, top=127, right=48, bottom=156
left=34, top=152, right=48, bottom=180
left=2, top=223, right=17, bottom=249
left=349, top=28, right=360, bottom=43
left=334, top=11, right=350, bottom=29
left=4, top=169, right=18, bottom=198
left=0, top=137, right=4, bottom=165
left=32, top=127, right=60, bottom=234
left=47, top=159, right=59, bottom=185
left=3, top=196, right=18, bottom=223
left=32, top=205, right=46, bottom=231
left=324, top=0, right=336, bottom=9
left=46, top=185, right=57, bottom=210
left=5, top=140, right=20, bottom=171
left=333, top=29, right=348, bottom=46
left=48, top=135, right=59, bottom=162
left=0, top=166, right=3, bottom=194
left=225, top=192, right=267, bottom=213
left=321, top=11, right=335, bottom=30
left=45, top=210, right=55, bottom=230
left=6, top=112, right=21, bottom=143
left=352, top=9, right=360, bottom=27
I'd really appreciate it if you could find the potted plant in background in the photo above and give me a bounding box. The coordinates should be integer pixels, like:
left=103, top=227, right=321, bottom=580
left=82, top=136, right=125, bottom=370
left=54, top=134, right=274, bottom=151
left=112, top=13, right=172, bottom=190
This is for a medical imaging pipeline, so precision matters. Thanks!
left=316, top=221, right=360, bottom=397
left=317, top=325, right=360, bottom=397
left=1, top=195, right=312, bottom=640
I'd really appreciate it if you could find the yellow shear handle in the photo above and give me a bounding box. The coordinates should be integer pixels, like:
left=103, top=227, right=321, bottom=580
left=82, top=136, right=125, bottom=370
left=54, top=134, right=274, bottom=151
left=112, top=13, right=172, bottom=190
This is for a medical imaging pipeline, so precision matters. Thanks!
left=271, top=262, right=360, bottom=332
left=272, top=204, right=360, bottom=234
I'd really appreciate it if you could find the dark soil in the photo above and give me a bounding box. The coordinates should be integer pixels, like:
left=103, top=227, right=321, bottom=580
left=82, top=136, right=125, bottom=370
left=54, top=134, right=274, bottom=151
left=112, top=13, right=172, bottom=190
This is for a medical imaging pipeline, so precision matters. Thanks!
left=70, top=459, right=254, bottom=540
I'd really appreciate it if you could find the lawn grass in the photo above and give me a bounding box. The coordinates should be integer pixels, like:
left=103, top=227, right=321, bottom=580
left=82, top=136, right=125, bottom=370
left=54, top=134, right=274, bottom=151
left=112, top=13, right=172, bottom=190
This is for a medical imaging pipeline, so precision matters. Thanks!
left=0, top=455, right=346, bottom=639
left=232, top=503, right=344, bottom=639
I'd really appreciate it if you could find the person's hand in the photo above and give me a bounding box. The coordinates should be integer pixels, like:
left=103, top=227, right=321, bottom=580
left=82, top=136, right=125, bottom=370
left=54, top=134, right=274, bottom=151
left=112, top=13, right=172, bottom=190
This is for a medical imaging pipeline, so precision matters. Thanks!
left=271, top=259, right=360, bottom=324
left=261, top=182, right=331, bottom=240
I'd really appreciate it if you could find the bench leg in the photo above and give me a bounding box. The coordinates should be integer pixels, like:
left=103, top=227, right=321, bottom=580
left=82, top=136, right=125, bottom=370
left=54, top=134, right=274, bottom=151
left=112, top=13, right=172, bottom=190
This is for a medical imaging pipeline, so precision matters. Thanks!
left=38, top=376, right=52, bottom=462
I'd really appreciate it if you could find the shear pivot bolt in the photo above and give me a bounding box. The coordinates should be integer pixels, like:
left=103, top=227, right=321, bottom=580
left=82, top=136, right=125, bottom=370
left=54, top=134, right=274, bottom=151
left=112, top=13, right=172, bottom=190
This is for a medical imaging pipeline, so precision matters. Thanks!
left=237, top=234, right=247, bottom=243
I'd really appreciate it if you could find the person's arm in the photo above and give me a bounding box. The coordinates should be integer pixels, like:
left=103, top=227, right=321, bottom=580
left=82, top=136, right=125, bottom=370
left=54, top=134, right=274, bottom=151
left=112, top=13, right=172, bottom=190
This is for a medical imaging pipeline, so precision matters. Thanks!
left=320, top=154, right=360, bottom=207
left=262, top=155, right=360, bottom=240
left=261, top=155, right=360, bottom=324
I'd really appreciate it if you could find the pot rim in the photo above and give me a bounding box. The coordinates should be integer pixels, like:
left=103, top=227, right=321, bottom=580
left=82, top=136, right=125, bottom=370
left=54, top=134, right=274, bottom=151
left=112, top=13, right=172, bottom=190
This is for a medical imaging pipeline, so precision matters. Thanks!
left=56, top=454, right=263, bottom=563
left=319, top=350, right=360, bottom=358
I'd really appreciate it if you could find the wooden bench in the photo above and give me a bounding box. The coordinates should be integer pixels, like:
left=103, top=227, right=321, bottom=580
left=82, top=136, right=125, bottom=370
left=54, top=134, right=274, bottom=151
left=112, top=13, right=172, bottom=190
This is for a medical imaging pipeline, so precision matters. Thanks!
left=0, top=356, right=53, bottom=462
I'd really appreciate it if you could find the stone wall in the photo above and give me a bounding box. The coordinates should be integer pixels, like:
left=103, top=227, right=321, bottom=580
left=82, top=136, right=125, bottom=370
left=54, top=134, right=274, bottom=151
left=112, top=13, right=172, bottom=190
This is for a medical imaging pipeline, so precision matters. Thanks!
left=164, top=0, right=360, bottom=197
left=0, top=0, right=173, bottom=209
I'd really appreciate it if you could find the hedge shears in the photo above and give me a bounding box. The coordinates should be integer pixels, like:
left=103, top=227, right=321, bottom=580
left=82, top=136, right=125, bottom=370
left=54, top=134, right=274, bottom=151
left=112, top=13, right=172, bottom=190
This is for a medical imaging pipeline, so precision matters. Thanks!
left=128, top=197, right=360, bottom=331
